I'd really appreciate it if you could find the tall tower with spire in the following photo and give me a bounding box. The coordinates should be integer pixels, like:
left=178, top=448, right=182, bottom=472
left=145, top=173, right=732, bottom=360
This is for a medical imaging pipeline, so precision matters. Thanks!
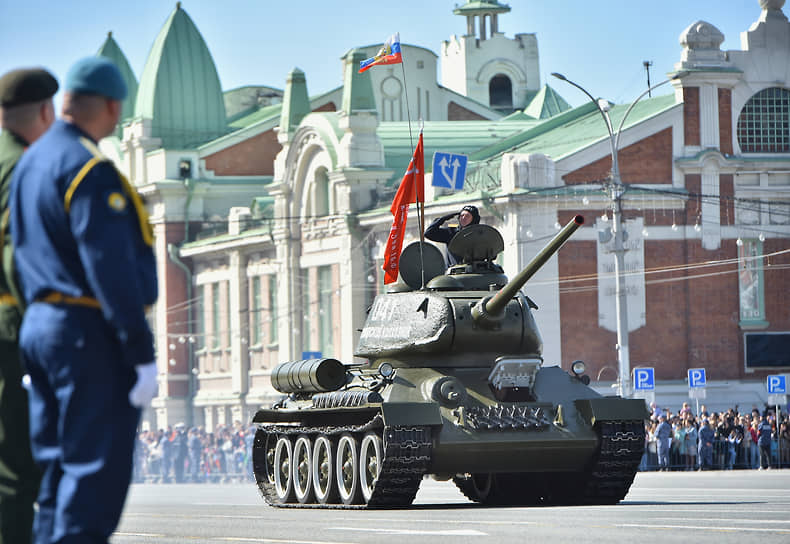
left=440, top=1, right=540, bottom=113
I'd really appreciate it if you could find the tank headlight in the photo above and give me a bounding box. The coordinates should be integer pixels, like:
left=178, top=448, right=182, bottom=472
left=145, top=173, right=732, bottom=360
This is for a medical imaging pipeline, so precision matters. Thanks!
left=571, top=360, right=586, bottom=376
left=378, top=362, right=394, bottom=378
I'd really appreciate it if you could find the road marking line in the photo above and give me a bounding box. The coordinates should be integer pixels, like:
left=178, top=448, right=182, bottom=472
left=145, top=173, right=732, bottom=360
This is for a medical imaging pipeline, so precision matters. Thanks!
left=115, top=534, right=357, bottom=544
left=647, top=517, right=790, bottom=524
left=329, top=527, right=487, bottom=536
left=331, top=516, right=536, bottom=526
left=617, top=524, right=790, bottom=534
left=218, top=538, right=357, bottom=544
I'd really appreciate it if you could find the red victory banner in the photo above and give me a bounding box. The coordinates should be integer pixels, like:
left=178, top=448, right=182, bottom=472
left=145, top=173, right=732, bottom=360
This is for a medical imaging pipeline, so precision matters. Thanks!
left=382, top=132, right=424, bottom=284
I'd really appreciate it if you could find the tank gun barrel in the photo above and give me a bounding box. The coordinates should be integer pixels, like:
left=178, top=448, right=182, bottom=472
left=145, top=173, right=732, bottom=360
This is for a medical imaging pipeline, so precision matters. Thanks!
left=472, top=215, right=584, bottom=326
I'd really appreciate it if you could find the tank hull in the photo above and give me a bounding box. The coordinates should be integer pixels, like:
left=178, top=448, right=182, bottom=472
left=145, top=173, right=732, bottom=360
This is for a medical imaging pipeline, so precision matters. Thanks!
left=251, top=365, right=646, bottom=508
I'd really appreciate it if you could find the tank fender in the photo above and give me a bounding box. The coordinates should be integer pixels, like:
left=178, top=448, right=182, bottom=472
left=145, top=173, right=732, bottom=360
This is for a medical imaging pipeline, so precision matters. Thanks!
left=381, top=402, right=443, bottom=426
left=574, top=397, right=648, bottom=425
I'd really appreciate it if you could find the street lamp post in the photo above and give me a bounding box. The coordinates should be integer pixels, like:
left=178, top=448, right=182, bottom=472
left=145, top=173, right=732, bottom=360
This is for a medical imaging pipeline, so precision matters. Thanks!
left=551, top=71, right=682, bottom=398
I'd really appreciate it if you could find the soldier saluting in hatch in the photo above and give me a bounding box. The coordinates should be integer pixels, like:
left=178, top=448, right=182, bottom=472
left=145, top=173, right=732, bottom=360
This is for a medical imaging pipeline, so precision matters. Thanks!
left=424, top=204, right=481, bottom=264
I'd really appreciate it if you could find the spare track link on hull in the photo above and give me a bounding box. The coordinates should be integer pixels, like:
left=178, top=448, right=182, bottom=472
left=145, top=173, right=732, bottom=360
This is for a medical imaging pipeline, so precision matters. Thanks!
left=253, top=416, right=432, bottom=509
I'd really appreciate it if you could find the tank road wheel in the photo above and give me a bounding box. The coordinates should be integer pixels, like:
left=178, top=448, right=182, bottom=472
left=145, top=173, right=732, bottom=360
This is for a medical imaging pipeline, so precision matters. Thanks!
left=263, top=433, right=277, bottom=484
left=359, top=432, right=384, bottom=502
left=470, top=473, right=494, bottom=501
left=252, top=429, right=277, bottom=486
left=312, top=434, right=338, bottom=504
left=292, top=435, right=315, bottom=504
left=453, top=473, right=496, bottom=504
left=336, top=433, right=362, bottom=505
left=273, top=436, right=295, bottom=503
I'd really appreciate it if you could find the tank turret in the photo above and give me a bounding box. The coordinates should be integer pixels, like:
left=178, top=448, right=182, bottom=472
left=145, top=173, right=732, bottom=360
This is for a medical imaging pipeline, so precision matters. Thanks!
left=354, top=215, right=584, bottom=365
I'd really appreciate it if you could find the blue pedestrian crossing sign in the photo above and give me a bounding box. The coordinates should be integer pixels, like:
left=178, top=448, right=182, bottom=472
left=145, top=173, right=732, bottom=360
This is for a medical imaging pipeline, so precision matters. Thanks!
left=767, top=375, right=787, bottom=394
left=432, top=152, right=468, bottom=190
left=633, top=367, right=655, bottom=391
left=688, top=368, right=706, bottom=388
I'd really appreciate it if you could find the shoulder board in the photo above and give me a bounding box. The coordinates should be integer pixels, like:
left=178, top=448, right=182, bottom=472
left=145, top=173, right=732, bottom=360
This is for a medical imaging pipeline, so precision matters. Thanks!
left=78, top=136, right=108, bottom=162
left=65, top=138, right=114, bottom=213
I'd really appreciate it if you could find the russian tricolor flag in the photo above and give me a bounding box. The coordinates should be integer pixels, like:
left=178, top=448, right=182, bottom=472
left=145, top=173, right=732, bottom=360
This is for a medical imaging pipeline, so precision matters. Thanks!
left=359, top=33, right=402, bottom=73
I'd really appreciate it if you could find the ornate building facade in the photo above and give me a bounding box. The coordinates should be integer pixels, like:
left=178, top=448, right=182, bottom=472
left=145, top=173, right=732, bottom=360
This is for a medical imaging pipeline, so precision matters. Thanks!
left=97, top=1, right=789, bottom=429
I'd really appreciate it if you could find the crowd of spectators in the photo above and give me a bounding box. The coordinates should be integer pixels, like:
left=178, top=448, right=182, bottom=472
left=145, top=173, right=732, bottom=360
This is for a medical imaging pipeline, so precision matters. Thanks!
left=132, top=421, right=256, bottom=483
left=130, top=403, right=789, bottom=483
left=641, top=402, right=790, bottom=471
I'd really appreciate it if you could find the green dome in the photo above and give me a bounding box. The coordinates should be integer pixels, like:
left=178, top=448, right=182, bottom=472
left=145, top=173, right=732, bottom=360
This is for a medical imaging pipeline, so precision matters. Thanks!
left=96, top=32, right=138, bottom=133
left=135, top=3, right=227, bottom=148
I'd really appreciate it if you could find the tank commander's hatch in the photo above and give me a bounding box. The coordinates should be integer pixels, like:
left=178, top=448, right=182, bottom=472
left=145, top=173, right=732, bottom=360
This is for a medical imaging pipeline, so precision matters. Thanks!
left=448, top=224, right=504, bottom=263
left=399, top=241, right=447, bottom=290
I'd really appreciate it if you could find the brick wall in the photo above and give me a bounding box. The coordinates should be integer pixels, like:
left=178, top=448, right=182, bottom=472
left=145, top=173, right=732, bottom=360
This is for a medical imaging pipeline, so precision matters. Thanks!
left=448, top=101, right=488, bottom=121
left=719, top=88, right=733, bottom=155
left=562, top=128, right=673, bottom=185
left=557, top=231, right=790, bottom=383
left=159, top=221, right=190, bottom=397
left=684, top=87, right=700, bottom=146
left=203, top=129, right=280, bottom=176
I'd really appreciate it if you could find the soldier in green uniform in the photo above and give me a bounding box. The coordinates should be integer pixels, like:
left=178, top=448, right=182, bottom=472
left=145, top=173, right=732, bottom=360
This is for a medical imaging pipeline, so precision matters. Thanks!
left=0, top=67, right=58, bottom=544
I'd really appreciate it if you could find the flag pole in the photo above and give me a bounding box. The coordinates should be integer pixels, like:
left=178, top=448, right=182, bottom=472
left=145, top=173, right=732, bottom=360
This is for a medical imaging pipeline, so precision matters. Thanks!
left=400, top=61, right=426, bottom=289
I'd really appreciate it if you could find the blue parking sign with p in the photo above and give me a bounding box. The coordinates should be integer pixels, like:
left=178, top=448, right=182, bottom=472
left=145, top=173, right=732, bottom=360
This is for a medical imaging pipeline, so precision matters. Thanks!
left=767, top=375, right=787, bottom=394
left=634, top=368, right=655, bottom=391
left=688, top=368, right=706, bottom=388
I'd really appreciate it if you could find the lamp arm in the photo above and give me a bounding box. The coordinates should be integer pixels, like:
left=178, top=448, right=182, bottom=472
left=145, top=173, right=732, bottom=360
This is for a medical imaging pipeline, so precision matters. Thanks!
left=613, top=78, right=673, bottom=151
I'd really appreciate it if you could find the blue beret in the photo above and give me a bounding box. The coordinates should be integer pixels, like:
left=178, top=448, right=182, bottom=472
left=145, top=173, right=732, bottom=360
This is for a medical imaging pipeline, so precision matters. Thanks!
left=65, top=57, right=127, bottom=101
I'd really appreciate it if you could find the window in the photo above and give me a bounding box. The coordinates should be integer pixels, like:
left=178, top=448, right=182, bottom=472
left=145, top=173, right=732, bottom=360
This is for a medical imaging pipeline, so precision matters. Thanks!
left=301, top=271, right=311, bottom=351
left=313, top=168, right=329, bottom=217
left=268, top=275, right=278, bottom=343
left=318, top=266, right=333, bottom=356
left=251, top=276, right=261, bottom=345
left=737, top=87, right=790, bottom=153
left=489, top=74, right=513, bottom=111
left=744, top=333, right=790, bottom=369
left=195, top=286, right=205, bottom=350
left=211, top=283, right=220, bottom=349
left=225, top=281, right=231, bottom=349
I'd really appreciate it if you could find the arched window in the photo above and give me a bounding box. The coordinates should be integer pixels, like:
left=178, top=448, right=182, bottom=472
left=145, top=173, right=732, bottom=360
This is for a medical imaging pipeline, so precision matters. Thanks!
left=737, top=87, right=790, bottom=153
left=312, top=167, right=329, bottom=217
left=489, top=74, right=513, bottom=111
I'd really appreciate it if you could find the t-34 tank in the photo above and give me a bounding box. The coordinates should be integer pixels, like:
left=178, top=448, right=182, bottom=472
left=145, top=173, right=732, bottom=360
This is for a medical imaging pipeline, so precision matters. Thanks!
left=251, top=215, right=646, bottom=508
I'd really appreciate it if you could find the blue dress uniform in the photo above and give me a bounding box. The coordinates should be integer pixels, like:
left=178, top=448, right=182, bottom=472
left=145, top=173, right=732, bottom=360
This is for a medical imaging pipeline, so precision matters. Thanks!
left=9, top=118, right=157, bottom=543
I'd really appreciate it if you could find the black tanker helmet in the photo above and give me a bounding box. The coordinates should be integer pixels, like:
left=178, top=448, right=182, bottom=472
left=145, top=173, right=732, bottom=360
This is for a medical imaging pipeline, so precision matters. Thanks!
left=460, top=205, right=480, bottom=225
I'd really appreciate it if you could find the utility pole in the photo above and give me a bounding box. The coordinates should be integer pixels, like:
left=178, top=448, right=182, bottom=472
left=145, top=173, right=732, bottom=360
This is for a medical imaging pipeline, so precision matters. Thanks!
left=551, top=71, right=686, bottom=398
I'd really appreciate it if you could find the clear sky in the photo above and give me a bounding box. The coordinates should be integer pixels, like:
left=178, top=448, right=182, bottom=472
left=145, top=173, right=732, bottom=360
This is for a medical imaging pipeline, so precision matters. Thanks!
left=0, top=0, right=772, bottom=110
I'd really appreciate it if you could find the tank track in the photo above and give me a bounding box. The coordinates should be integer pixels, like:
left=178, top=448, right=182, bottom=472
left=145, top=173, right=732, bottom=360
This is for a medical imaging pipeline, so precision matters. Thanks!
left=575, top=419, right=644, bottom=504
left=453, top=419, right=644, bottom=506
left=253, top=415, right=433, bottom=509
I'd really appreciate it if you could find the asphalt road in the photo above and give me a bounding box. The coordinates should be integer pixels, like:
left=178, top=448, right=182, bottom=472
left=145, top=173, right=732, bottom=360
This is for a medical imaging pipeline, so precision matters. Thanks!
left=114, top=470, right=790, bottom=543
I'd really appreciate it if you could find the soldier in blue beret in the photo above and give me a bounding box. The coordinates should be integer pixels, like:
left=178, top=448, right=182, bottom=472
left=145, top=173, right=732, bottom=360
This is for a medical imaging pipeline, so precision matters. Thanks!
left=8, top=56, right=158, bottom=544
left=0, top=66, right=57, bottom=544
